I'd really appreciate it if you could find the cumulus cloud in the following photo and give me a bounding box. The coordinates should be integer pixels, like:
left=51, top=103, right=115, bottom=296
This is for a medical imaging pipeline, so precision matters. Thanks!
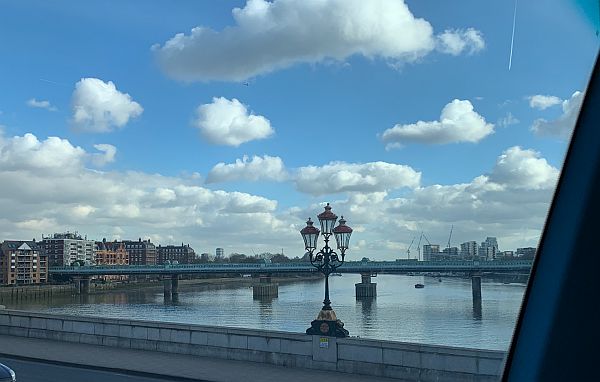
left=0, top=133, right=86, bottom=174
left=528, top=95, right=562, bottom=110
left=296, top=145, right=559, bottom=256
left=0, top=132, right=559, bottom=260
left=0, top=133, right=118, bottom=173
left=381, top=99, right=494, bottom=148
left=194, top=97, right=274, bottom=146
left=26, top=98, right=57, bottom=111
left=90, top=144, right=117, bottom=167
left=488, top=146, right=559, bottom=190
left=531, top=91, right=583, bottom=138
left=295, top=161, right=421, bottom=195
left=153, top=0, right=483, bottom=82
left=0, top=132, right=296, bottom=258
left=71, top=78, right=143, bottom=133
left=436, top=28, right=485, bottom=55
left=207, top=155, right=287, bottom=183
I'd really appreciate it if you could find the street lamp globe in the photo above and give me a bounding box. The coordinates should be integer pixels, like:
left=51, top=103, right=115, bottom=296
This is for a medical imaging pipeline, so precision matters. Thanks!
left=300, top=218, right=320, bottom=251
left=333, top=216, right=353, bottom=252
left=317, top=203, right=338, bottom=235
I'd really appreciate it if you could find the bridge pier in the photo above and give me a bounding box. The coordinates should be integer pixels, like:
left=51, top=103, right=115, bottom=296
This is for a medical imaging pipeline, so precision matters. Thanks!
left=73, top=276, right=90, bottom=295
left=355, top=272, right=377, bottom=298
left=472, top=273, right=482, bottom=318
left=171, top=274, right=179, bottom=301
left=163, top=275, right=179, bottom=302
left=253, top=274, right=278, bottom=298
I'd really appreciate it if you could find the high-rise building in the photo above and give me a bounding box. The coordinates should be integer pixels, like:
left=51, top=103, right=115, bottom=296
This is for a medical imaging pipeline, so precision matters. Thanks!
left=0, top=240, right=48, bottom=286
left=42, top=232, right=95, bottom=266
left=215, top=248, right=224, bottom=259
left=479, top=237, right=499, bottom=260
left=122, top=239, right=157, bottom=265
left=157, top=243, right=196, bottom=264
left=422, top=244, right=440, bottom=261
left=460, top=241, right=478, bottom=258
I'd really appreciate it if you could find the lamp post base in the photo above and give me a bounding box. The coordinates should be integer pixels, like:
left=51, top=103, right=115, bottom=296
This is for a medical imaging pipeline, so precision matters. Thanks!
left=306, top=309, right=349, bottom=337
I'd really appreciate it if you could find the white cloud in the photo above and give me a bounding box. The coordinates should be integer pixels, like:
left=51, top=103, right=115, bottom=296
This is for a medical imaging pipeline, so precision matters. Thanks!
left=194, top=97, right=273, bottom=146
left=531, top=91, right=583, bottom=138
left=381, top=99, right=494, bottom=148
left=436, top=28, right=485, bottom=55
left=0, top=133, right=86, bottom=174
left=488, top=146, right=559, bottom=190
left=0, top=132, right=559, bottom=260
left=90, top=144, right=117, bottom=167
left=26, top=98, right=57, bottom=111
left=295, top=161, right=421, bottom=195
left=153, top=0, right=483, bottom=82
left=296, top=146, right=559, bottom=256
left=528, top=95, right=562, bottom=110
left=0, top=132, right=296, bottom=257
left=207, top=155, right=287, bottom=183
left=71, top=78, right=143, bottom=133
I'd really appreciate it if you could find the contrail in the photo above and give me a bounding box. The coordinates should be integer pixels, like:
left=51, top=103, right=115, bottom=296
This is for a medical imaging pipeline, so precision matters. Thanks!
left=509, top=0, right=518, bottom=70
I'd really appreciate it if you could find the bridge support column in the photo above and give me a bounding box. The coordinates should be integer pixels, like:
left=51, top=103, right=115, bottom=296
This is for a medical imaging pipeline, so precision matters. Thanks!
left=472, top=273, right=482, bottom=318
left=253, top=274, right=278, bottom=298
left=73, top=276, right=90, bottom=295
left=163, top=276, right=173, bottom=302
left=171, top=274, right=179, bottom=302
left=355, top=273, right=377, bottom=298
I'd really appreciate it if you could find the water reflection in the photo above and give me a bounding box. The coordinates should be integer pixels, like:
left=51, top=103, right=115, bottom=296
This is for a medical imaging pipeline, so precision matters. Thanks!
left=473, top=300, right=483, bottom=320
left=356, top=297, right=376, bottom=328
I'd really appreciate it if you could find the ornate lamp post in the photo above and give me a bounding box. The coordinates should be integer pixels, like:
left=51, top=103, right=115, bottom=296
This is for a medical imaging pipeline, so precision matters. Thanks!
left=301, top=203, right=353, bottom=337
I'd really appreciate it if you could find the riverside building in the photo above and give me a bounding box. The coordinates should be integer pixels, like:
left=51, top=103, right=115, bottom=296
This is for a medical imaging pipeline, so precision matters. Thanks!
left=42, top=232, right=95, bottom=266
left=0, top=240, right=48, bottom=285
left=157, top=243, right=196, bottom=264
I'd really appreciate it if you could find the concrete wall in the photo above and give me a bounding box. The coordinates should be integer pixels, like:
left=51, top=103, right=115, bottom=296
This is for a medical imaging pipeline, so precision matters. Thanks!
left=0, top=309, right=505, bottom=381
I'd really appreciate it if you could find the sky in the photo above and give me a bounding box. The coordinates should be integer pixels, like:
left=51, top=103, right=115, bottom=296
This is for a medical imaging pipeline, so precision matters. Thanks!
left=0, top=0, right=598, bottom=260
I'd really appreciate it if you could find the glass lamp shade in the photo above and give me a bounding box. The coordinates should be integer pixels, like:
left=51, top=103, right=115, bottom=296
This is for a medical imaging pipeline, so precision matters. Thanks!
left=300, top=218, right=320, bottom=250
left=317, top=203, right=338, bottom=235
left=333, top=216, right=353, bottom=250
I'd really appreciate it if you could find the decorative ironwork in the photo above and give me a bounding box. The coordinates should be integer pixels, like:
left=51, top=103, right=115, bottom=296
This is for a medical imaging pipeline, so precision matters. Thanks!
left=301, top=203, right=353, bottom=337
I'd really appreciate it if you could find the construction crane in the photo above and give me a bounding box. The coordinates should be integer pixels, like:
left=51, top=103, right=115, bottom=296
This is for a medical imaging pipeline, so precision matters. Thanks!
left=416, top=232, right=424, bottom=261
left=422, top=232, right=432, bottom=246
left=447, top=225, right=454, bottom=250
left=406, top=236, right=416, bottom=259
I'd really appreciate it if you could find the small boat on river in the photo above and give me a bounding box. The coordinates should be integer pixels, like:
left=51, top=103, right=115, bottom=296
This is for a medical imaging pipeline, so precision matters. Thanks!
left=415, top=283, right=425, bottom=289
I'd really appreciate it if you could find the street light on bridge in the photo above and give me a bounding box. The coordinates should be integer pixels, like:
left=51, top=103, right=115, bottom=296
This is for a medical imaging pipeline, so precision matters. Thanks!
left=301, top=203, right=353, bottom=337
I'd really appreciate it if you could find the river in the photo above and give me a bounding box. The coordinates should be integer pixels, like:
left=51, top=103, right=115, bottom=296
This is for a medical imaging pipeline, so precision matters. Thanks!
left=4, top=274, right=526, bottom=351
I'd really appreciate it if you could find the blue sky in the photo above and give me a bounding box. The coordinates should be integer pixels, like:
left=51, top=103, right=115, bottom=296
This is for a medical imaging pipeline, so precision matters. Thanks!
left=0, top=0, right=598, bottom=259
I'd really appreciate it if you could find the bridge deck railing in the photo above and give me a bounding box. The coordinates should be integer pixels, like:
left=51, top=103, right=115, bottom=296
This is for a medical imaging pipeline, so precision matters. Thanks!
left=48, top=260, right=533, bottom=276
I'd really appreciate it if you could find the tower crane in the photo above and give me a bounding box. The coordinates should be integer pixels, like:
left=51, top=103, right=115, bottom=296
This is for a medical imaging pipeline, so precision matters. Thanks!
left=416, top=232, right=424, bottom=261
left=422, top=233, right=432, bottom=246
left=447, top=225, right=454, bottom=250
left=406, top=236, right=416, bottom=259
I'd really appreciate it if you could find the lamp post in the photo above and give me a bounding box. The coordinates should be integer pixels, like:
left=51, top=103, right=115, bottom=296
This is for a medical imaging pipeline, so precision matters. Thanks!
left=301, top=203, right=353, bottom=337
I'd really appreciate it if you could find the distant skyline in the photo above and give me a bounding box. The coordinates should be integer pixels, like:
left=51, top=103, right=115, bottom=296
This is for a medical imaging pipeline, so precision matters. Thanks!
left=0, top=0, right=598, bottom=259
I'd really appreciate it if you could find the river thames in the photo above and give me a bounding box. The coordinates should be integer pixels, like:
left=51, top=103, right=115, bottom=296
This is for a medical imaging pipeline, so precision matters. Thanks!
left=4, top=274, right=526, bottom=351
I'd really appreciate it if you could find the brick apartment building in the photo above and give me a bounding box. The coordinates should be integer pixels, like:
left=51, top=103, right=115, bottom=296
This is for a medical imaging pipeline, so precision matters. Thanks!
left=0, top=240, right=48, bottom=286
left=157, top=243, right=196, bottom=264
